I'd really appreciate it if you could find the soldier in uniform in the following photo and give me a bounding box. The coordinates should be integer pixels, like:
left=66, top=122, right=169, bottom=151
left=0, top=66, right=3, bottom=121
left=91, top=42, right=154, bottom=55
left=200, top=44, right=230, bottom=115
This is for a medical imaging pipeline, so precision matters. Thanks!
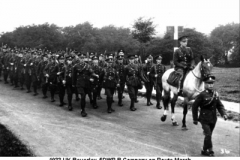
left=142, top=55, right=154, bottom=106
left=45, top=55, right=58, bottom=102
left=173, top=35, right=195, bottom=96
left=31, top=52, right=40, bottom=96
left=150, top=55, right=166, bottom=109
left=125, top=54, right=143, bottom=111
left=57, top=55, right=67, bottom=106
left=115, top=53, right=126, bottom=106
left=90, top=55, right=104, bottom=109
left=40, top=54, right=49, bottom=98
left=97, top=53, right=107, bottom=100
left=65, top=56, right=74, bottom=111
left=25, top=53, right=33, bottom=93
left=192, top=75, right=228, bottom=157
left=72, top=53, right=93, bottom=117
left=102, top=53, right=120, bottom=113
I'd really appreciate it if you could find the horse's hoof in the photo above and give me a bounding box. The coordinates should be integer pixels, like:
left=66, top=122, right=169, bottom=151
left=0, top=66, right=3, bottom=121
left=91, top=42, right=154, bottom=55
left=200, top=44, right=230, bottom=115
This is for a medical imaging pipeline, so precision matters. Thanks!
left=182, top=126, right=188, bottom=130
left=172, top=122, right=179, bottom=126
left=161, top=115, right=167, bottom=122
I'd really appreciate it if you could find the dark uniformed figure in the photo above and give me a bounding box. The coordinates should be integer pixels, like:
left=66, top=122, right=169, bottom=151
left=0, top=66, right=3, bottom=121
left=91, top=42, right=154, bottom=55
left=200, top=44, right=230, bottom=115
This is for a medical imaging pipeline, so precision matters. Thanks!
left=3, top=51, right=11, bottom=84
left=192, top=75, right=228, bottom=157
left=90, top=55, right=104, bottom=109
left=98, top=53, right=107, bottom=99
left=19, top=53, right=26, bottom=90
left=31, top=52, right=40, bottom=96
left=150, top=55, right=166, bottom=109
left=65, top=56, right=74, bottom=111
left=57, top=55, right=67, bottom=106
left=102, top=54, right=119, bottom=113
left=72, top=53, right=93, bottom=117
left=125, top=54, right=143, bottom=111
left=40, top=54, right=49, bottom=98
left=25, top=54, right=33, bottom=93
left=142, top=55, right=154, bottom=106
left=173, top=36, right=195, bottom=95
left=0, top=52, right=3, bottom=81
left=115, top=54, right=126, bottom=106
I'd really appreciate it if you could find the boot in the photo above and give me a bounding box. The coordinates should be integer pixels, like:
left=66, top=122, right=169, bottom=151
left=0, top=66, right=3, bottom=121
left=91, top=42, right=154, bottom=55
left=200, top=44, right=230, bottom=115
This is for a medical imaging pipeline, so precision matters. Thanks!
left=156, top=103, right=162, bottom=109
left=118, top=98, right=123, bottom=107
left=130, top=99, right=137, bottom=111
left=68, top=105, right=73, bottom=111
left=107, top=98, right=112, bottom=113
left=81, top=109, right=87, bottom=117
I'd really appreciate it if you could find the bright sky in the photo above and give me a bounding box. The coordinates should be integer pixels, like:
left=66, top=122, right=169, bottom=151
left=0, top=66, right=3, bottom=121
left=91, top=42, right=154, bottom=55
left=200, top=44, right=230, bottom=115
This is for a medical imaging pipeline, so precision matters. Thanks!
left=0, top=0, right=239, bottom=36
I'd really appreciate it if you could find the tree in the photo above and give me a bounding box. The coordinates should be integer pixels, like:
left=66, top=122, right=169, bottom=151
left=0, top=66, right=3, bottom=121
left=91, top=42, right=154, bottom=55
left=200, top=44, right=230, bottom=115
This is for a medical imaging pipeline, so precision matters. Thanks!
left=132, top=17, right=156, bottom=57
left=210, top=23, right=239, bottom=65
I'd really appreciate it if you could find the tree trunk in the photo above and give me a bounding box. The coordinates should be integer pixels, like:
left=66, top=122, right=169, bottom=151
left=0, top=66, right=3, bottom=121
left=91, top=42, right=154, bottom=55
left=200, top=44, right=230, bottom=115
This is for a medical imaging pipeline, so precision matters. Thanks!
left=224, top=51, right=229, bottom=65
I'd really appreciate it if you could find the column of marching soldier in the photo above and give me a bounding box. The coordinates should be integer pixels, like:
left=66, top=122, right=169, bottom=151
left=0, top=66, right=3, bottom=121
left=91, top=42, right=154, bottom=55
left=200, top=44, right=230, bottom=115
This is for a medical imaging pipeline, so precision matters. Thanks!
left=0, top=47, right=166, bottom=117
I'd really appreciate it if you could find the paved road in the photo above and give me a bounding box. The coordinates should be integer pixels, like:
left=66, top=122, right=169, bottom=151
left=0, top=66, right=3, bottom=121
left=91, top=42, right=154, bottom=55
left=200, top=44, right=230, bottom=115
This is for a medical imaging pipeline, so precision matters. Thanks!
left=0, top=83, right=239, bottom=157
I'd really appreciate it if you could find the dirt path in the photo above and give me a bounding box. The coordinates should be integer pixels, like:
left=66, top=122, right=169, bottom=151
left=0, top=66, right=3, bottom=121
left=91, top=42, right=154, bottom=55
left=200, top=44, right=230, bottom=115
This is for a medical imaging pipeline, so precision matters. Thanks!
left=0, top=83, right=239, bottom=157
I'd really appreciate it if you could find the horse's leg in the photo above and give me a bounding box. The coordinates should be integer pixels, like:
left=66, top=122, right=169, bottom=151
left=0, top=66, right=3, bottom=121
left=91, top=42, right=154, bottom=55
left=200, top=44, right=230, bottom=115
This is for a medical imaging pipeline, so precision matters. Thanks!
left=182, top=98, right=189, bottom=130
left=171, top=94, right=179, bottom=126
left=161, top=90, right=170, bottom=122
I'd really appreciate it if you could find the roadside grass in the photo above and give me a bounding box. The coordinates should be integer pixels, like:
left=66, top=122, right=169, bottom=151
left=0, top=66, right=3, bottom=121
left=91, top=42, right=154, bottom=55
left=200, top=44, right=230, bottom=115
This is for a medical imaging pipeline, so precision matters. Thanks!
left=0, top=123, right=34, bottom=156
left=212, top=67, right=240, bottom=103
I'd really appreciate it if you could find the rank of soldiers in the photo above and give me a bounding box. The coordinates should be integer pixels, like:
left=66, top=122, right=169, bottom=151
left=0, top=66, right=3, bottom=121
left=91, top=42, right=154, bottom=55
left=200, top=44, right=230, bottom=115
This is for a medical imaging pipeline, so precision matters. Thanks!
left=0, top=47, right=166, bottom=117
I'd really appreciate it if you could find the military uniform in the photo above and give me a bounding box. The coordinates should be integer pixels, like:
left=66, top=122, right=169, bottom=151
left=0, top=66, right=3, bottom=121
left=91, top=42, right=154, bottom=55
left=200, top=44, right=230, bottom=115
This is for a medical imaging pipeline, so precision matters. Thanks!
left=72, top=53, right=93, bottom=117
left=102, top=54, right=119, bottom=113
left=31, top=55, right=40, bottom=96
left=91, top=55, right=104, bottom=109
left=40, top=55, right=49, bottom=98
left=150, top=55, right=166, bottom=109
left=192, top=75, right=227, bottom=156
left=142, top=55, right=154, bottom=106
left=98, top=54, right=107, bottom=99
left=125, top=55, right=143, bottom=111
left=65, top=56, right=74, bottom=111
left=173, top=36, right=194, bottom=94
left=57, top=55, right=67, bottom=106
left=25, top=57, right=33, bottom=93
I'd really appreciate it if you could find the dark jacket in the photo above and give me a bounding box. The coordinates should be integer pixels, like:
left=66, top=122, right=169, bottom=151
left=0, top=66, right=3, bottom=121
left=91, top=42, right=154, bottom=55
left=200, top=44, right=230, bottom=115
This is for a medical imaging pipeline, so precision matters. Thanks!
left=150, top=64, right=166, bottom=85
left=173, top=46, right=194, bottom=70
left=192, top=90, right=226, bottom=124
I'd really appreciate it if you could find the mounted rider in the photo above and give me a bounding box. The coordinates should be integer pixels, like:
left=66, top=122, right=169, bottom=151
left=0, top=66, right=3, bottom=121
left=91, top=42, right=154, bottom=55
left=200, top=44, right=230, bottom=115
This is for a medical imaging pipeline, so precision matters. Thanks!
left=173, top=35, right=195, bottom=96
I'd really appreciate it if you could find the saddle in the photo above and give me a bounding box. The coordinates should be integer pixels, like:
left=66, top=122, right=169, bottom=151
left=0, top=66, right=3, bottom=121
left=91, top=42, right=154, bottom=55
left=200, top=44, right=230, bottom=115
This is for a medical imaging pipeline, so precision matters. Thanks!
left=167, top=70, right=182, bottom=87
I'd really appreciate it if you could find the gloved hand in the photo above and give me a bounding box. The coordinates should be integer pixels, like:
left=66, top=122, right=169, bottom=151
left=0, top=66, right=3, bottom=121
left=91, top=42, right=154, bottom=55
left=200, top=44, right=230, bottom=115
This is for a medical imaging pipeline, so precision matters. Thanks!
left=223, top=115, right=228, bottom=121
left=193, top=121, right=198, bottom=125
left=190, top=66, right=195, bottom=70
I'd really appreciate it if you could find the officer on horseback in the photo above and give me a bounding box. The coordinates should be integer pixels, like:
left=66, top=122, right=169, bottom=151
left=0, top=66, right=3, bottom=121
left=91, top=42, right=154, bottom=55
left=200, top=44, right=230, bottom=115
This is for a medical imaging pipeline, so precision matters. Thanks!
left=173, top=35, right=195, bottom=96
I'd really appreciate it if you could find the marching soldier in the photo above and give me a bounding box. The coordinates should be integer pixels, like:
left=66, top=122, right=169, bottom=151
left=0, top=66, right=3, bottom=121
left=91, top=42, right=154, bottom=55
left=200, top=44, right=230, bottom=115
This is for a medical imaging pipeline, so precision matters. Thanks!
left=90, top=55, right=104, bottom=109
left=25, top=53, right=33, bottom=93
left=39, top=54, right=49, bottom=98
left=57, top=55, right=67, bottom=106
left=115, top=53, right=126, bottom=106
left=45, top=55, right=58, bottom=102
left=102, top=53, right=119, bottom=113
left=142, top=55, right=154, bottom=106
left=192, top=75, right=228, bottom=157
left=125, top=54, right=143, bottom=111
left=173, top=35, right=195, bottom=96
left=97, top=53, right=107, bottom=99
left=65, top=56, right=74, bottom=111
left=31, top=52, right=40, bottom=96
left=72, top=53, right=93, bottom=117
left=150, top=55, right=166, bottom=109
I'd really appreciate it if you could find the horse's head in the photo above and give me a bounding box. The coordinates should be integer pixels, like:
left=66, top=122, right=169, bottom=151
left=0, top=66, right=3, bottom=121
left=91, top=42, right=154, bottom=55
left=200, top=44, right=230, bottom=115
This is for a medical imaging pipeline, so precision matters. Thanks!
left=200, top=55, right=213, bottom=79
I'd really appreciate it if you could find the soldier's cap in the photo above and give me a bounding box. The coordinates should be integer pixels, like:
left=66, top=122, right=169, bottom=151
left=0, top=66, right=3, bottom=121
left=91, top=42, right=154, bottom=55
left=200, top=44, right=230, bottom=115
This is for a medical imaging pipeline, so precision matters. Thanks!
left=134, top=54, right=139, bottom=58
left=58, top=55, right=64, bottom=60
left=128, top=54, right=135, bottom=59
left=99, top=53, right=104, bottom=57
left=18, top=53, right=23, bottom=58
left=178, top=35, right=188, bottom=41
left=78, top=53, right=86, bottom=58
left=92, top=55, right=98, bottom=60
left=66, top=56, right=73, bottom=61
left=155, top=55, right=162, bottom=60
left=118, top=49, right=125, bottom=56
left=147, top=54, right=153, bottom=59
left=203, top=75, right=215, bottom=83
left=107, top=53, right=114, bottom=59
left=89, top=52, right=95, bottom=57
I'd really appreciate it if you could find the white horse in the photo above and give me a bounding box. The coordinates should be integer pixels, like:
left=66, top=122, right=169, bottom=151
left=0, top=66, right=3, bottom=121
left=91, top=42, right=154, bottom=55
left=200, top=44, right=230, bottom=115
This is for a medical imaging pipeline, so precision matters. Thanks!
left=161, top=56, right=213, bottom=130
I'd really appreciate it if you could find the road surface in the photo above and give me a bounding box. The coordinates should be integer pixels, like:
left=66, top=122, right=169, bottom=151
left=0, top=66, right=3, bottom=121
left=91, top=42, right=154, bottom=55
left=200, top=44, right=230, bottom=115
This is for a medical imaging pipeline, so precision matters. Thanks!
left=0, top=83, right=239, bottom=157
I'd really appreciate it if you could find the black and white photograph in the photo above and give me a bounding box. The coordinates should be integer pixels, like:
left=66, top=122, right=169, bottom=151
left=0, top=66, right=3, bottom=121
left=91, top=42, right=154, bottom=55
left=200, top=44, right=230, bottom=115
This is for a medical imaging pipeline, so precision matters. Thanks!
left=0, top=0, right=239, bottom=158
